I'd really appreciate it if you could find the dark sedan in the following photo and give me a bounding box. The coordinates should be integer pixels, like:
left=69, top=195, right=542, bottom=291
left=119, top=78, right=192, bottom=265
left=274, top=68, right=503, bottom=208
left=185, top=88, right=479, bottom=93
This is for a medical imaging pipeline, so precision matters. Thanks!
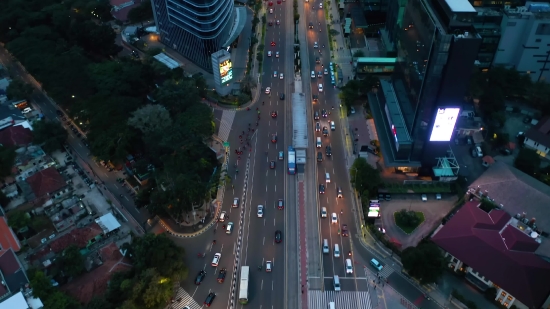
left=195, top=270, right=206, bottom=285
left=217, top=268, right=227, bottom=283
left=275, top=230, right=282, bottom=243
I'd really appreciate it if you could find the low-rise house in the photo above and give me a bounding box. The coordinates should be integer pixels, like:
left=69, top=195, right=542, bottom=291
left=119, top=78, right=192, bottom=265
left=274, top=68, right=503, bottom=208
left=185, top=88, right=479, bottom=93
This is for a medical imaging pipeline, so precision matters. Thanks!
left=0, top=208, right=21, bottom=252
left=432, top=162, right=550, bottom=309
left=19, top=167, right=69, bottom=206
left=0, top=249, right=30, bottom=303
left=0, top=126, right=33, bottom=149
left=524, top=116, right=550, bottom=157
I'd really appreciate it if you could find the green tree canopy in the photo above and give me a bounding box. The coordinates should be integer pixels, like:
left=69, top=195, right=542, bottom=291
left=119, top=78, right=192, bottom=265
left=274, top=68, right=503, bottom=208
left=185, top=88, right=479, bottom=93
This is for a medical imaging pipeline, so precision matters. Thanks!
left=402, top=242, right=445, bottom=284
left=61, top=244, right=85, bottom=277
left=29, top=270, right=54, bottom=299
left=350, top=157, right=381, bottom=195
left=6, top=79, right=34, bottom=100
left=7, top=210, right=30, bottom=230
left=127, top=104, right=172, bottom=133
left=515, top=148, right=541, bottom=176
left=0, top=146, right=16, bottom=177
left=32, top=120, right=68, bottom=153
left=127, top=0, right=154, bottom=24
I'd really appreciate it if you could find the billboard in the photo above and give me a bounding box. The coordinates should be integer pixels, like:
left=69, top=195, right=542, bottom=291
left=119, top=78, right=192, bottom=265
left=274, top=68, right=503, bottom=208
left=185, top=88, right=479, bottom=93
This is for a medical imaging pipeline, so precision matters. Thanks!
left=368, top=202, right=380, bottom=218
left=429, top=107, right=460, bottom=142
left=219, top=59, right=233, bottom=84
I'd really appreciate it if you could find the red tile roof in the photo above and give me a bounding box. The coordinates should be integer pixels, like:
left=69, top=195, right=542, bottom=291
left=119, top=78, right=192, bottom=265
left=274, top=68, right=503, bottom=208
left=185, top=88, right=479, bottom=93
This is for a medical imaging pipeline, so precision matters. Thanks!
left=0, top=126, right=33, bottom=147
left=26, top=167, right=66, bottom=198
left=61, top=242, right=132, bottom=304
left=0, top=216, right=21, bottom=252
left=50, top=223, right=104, bottom=253
left=432, top=201, right=550, bottom=308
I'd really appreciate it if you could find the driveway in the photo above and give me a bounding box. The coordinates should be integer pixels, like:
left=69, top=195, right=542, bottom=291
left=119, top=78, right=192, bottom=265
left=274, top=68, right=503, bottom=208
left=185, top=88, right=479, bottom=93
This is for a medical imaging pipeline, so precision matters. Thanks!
left=378, top=195, right=456, bottom=249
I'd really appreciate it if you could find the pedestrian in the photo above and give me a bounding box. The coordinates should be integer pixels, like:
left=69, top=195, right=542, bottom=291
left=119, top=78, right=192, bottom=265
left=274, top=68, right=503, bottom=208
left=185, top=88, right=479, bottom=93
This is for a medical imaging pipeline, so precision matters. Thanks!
left=301, top=290, right=304, bottom=294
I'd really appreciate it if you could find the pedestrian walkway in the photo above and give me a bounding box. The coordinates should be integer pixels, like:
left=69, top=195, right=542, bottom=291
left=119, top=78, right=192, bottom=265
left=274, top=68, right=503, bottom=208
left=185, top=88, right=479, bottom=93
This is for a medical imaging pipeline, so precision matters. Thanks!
left=217, top=110, right=237, bottom=142
left=168, top=288, right=201, bottom=309
left=327, top=2, right=354, bottom=81
left=308, top=290, right=372, bottom=309
left=378, top=265, right=395, bottom=279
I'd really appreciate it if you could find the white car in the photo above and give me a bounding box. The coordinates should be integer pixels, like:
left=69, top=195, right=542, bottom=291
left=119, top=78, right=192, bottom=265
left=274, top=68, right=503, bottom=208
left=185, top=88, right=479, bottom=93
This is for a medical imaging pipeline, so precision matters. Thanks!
left=211, top=253, right=221, bottom=266
left=265, top=87, right=271, bottom=94
left=257, top=205, right=264, bottom=217
left=422, top=194, right=427, bottom=202
left=331, top=213, right=337, bottom=224
left=321, top=207, right=327, bottom=218
left=269, top=8, right=273, bottom=13
left=266, top=261, right=272, bottom=272
left=273, top=71, right=278, bottom=77
left=318, top=84, right=323, bottom=92
left=314, top=41, right=318, bottom=48
left=276, top=51, right=280, bottom=58
left=268, top=51, right=272, bottom=57
left=435, top=193, right=441, bottom=200
left=22, top=107, right=32, bottom=114
left=280, top=73, right=284, bottom=79
left=311, top=71, right=316, bottom=78
left=350, top=106, right=355, bottom=114
left=232, top=197, right=239, bottom=208
left=319, top=2, right=323, bottom=8
left=324, top=68, right=328, bottom=75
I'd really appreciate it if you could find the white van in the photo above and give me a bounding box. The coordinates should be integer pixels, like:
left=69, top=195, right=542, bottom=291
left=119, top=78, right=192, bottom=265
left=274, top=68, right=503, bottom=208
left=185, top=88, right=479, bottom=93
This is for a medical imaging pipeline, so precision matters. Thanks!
left=345, top=259, right=353, bottom=274
left=325, top=172, right=330, bottom=183
left=323, top=239, right=329, bottom=254
left=226, top=222, right=234, bottom=234
left=316, top=137, right=322, bottom=148
left=329, top=302, right=335, bottom=309
left=334, top=244, right=340, bottom=257
left=333, top=275, right=341, bottom=291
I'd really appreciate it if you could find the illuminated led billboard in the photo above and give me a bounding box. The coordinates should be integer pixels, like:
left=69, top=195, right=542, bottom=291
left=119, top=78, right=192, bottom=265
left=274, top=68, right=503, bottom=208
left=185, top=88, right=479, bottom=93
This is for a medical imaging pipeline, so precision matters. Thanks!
left=368, top=202, right=381, bottom=218
left=429, top=108, right=460, bottom=142
left=220, top=59, right=233, bottom=84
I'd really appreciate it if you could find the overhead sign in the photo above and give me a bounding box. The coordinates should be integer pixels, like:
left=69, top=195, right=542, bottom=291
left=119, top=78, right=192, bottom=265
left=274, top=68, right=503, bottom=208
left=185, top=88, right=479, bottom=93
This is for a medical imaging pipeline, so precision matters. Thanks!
left=219, top=59, right=233, bottom=84
left=429, top=107, right=460, bottom=142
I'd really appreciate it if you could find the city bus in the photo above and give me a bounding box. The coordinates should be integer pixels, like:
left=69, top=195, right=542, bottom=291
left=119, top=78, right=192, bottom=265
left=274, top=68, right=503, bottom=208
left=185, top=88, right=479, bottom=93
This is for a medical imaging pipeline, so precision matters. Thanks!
left=288, top=146, right=296, bottom=175
left=239, top=266, right=249, bottom=304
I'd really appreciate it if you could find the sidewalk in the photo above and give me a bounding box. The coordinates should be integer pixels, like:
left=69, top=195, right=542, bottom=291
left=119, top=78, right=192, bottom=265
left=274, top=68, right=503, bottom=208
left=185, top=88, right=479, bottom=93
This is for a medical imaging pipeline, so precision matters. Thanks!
left=326, top=2, right=354, bottom=82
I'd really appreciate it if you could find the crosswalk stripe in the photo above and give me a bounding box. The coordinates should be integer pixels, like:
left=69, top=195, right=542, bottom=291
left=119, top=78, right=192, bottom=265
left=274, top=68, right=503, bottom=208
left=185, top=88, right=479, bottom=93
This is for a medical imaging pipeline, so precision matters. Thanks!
left=378, top=266, right=395, bottom=279
left=308, top=290, right=373, bottom=309
left=168, top=288, right=202, bottom=309
left=218, top=110, right=236, bottom=142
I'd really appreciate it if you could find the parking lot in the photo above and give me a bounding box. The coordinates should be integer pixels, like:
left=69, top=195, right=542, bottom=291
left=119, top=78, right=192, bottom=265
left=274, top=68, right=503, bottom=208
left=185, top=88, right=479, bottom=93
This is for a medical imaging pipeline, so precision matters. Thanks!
left=377, top=195, right=456, bottom=249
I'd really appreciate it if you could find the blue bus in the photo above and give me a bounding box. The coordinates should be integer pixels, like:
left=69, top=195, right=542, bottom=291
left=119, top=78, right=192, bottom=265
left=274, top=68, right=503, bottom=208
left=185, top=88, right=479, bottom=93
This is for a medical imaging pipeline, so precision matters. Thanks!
left=288, top=146, right=296, bottom=175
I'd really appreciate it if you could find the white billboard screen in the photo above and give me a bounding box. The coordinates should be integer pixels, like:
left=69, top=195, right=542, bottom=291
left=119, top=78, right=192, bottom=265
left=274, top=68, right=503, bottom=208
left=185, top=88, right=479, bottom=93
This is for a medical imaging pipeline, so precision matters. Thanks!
left=429, top=108, right=460, bottom=142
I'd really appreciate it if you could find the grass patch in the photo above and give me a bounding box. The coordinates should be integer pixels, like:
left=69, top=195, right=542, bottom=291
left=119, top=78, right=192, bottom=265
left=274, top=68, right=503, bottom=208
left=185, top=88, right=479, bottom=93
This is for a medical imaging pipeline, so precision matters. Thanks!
left=394, top=210, right=425, bottom=234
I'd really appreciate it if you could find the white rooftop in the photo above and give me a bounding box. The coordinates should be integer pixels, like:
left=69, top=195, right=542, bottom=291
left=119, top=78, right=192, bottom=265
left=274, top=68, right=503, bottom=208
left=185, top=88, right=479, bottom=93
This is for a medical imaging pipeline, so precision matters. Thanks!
left=445, top=0, right=476, bottom=12
left=153, top=53, right=180, bottom=70
left=95, top=213, right=121, bottom=233
left=292, top=93, right=308, bottom=149
left=0, top=292, right=29, bottom=309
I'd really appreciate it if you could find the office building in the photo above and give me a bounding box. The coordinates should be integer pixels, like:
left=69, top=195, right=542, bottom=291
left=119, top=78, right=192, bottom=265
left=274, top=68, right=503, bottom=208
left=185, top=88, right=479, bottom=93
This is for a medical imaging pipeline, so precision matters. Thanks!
left=151, top=0, right=235, bottom=71
left=493, top=2, right=550, bottom=82
left=372, top=0, right=481, bottom=175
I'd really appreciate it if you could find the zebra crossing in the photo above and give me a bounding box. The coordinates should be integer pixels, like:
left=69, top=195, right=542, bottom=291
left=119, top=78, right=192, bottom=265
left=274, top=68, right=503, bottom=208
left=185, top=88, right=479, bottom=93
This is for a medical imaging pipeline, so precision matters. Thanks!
left=308, top=290, right=373, bottom=309
left=167, top=288, right=201, bottom=309
left=217, top=110, right=236, bottom=142
left=378, top=265, right=395, bottom=279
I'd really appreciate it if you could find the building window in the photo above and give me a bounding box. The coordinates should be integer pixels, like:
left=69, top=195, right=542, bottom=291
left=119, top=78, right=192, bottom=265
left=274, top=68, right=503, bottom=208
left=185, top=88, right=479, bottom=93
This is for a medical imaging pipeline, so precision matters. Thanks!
left=501, top=291, right=507, bottom=297
left=507, top=295, right=513, bottom=301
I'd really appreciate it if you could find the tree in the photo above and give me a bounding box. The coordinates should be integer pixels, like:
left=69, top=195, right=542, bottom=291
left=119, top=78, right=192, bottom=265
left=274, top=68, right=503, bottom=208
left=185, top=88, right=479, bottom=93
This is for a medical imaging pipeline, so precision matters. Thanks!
left=240, top=74, right=257, bottom=95
left=7, top=210, right=30, bottom=230
left=32, top=121, right=68, bottom=153
left=360, top=73, right=379, bottom=91
left=126, top=233, right=188, bottom=280
left=127, top=0, right=153, bottom=24
left=155, top=79, right=202, bottom=114
left=515, top=148, right=540, bottom=176
left=128, top=104, right=172, bottom=133
left=29, top=271, right=54, bottom=299
left=88, top=61, right=155, bottom=98
left=395, top=209, right=420, bottom=227
left=350, top=157, right=381, bottom=195
left=0, top=146, right=16, bottom=177
left=402, top=242, right=445, bottom=284
left=84, top=297, right=114, bottom=309
left=6, top=79, right=34, bottom=100
left=43, top=291, right=79, bottom=309
left=61, top=244, right=85, bottom=277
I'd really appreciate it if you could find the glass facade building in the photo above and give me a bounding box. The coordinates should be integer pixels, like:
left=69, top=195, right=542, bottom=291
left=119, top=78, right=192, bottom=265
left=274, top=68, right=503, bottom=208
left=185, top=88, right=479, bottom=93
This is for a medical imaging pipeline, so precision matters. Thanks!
left=151, top=0, right=234, bottom=71
left=371, top=0, right=482, bottom=170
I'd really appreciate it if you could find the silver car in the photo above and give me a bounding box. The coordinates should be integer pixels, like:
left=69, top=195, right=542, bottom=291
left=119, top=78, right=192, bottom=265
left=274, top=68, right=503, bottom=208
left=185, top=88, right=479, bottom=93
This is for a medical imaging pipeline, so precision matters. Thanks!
left=257, top=205, right=264, bottom=217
